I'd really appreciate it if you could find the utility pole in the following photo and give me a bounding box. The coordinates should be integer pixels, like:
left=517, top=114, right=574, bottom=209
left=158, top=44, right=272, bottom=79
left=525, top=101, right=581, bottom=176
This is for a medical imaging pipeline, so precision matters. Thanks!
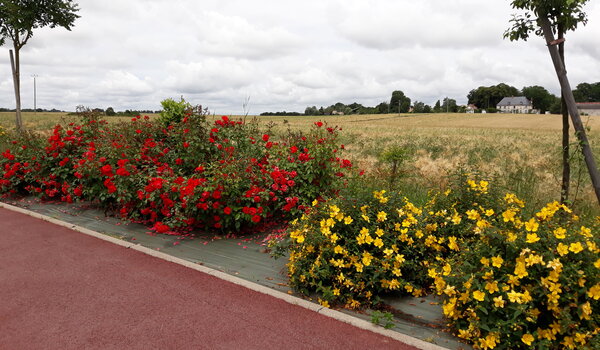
left=31, top=74, right=38, bottom=117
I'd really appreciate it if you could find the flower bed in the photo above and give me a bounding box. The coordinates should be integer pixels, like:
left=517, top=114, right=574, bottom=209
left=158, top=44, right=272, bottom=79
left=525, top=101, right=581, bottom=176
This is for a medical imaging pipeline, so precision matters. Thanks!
left=275, top=177, right=599, bottom=348
left=0, top=113, right=352, bottom=233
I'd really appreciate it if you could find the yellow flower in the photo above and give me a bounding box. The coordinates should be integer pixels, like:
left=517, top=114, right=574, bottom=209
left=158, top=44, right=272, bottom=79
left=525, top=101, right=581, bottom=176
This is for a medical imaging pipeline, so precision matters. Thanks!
left=580, top=226, right=592, bottom=238
left=395, top=254, right=405, bottom=264
left=328, top=205, right=340, bottom=218
left=493, top=296, right=505, bottom=308
left=557, top=243, right=569, bottom=256
left=318, top=298, right=330, bottom=308
left=344, top=216, right=353, bottom=225
left=334, top=245, right=344, bottom=254
left=502, top=209, right=516, bottom=222
left=354, top=263, right=363, bottom=272
left=447, top=236, right=459, bottom=251
left=472, top=290, right=485, bottom=301
left=479, top=333, right=498, bottom=349
left=312, top=199, right=319, bottom=207
left=376, top=211, right=387, bottom=222
left=330, top=233, right=339, bottom=243
left=375, top=228, right=384, bottom=237
left=525, top=218, right=539, bottom=232
left=466, top=209, right=480, bottom=220
left=526, top=233, right=540, bottom=243
left=485, top=281, right=499, bottom=294
left=383, top=248, right=393, bottom=256
left=594, top=259, right=600, bottom=269
left=506, top=231, right=518, bottom=242
left=588, top=284, right=600, bottom=300
left=373, top=237, right=384, bottom=248
left=480, top=257, right=490, bottom=266
left=491, top=256, right=503, bottom=268
left=451, top=213, right=462, bottom=225
left=362, top=252, right=373, bottom=266
left=514, top=259, right=528, bottom=278
left=569, top=242, right=584, bottom=254
left=553, top=227, right=566, bottom=239
left=522, top=334, right=534, bottom=346
left=485, top=209, right=494, bottom=217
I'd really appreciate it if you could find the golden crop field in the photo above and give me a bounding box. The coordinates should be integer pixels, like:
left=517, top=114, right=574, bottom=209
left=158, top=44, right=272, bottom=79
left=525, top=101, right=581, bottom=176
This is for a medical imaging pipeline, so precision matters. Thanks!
left=255, top=113, right=600, bottom=214
left=2, top=111, right=599, bottom=214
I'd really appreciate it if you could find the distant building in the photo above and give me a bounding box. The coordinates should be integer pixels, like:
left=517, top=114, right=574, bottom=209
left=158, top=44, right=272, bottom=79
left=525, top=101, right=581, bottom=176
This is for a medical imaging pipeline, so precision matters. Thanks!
left=576, top=102, right=600, bottom=116
left=466, top=104, right=477, bottom=114
left=497, top=97, right=535, bottom=114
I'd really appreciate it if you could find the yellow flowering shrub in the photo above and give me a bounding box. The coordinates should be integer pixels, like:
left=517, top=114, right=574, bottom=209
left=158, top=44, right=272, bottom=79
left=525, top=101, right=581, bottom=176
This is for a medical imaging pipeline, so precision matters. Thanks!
left=433, top=185, right=600, bottom=349
left=276, top=176, right=599, bottom=348
left=280, top=189, right=468, bottom=308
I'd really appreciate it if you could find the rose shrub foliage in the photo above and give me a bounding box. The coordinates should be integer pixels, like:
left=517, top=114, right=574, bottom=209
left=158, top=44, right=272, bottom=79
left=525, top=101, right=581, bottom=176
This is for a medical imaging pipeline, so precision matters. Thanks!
left=0, top=112, right=352, bottom=233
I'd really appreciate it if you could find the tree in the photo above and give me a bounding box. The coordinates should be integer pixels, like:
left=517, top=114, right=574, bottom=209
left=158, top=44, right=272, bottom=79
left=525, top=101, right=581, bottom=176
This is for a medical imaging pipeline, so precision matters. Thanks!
left=412, top=101, right=429, bottom=113
left=467, top=84, right=521, bottom=110
left=375, top=102, right=389, bottom=114
left=505, top=0, right=600, bottom=207
left=433, top=100, right=441, bottom=113
left=521, top=85, right=557, bottom=113
left=105, top=107, right=116, bottom=116
left=573, top=82, right=600, bottom=102
left=389, top=90, right=411, bottom=113
left=0, top=0, right=79, bottom=132
left=304, top=106, right=318, bottom=116
left=441, top=98, right=458, bottom=113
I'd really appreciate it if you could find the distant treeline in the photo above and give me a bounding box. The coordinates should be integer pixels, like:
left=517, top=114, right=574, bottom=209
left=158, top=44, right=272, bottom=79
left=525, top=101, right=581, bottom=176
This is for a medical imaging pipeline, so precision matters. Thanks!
left=260, top=81, right=600, bottom=116
left=0, top=107, right=65, bottom=113
left=66, top=107, right=160, bottom=116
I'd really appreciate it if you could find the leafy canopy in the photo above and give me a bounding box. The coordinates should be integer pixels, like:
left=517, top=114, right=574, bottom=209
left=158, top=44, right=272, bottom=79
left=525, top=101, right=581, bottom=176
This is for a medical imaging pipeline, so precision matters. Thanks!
left=504, top=0, right=589, bottom=41
left=0, top=0, right=80, bottom=48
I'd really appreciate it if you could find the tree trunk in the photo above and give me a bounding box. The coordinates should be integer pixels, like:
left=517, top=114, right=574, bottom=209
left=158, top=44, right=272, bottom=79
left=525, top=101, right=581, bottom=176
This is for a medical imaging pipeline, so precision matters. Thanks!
left=539, top=16, right=600, bottom=207
left=9, top=49, right=23, bottom=132
left=558, top=28, right=570, bottom=205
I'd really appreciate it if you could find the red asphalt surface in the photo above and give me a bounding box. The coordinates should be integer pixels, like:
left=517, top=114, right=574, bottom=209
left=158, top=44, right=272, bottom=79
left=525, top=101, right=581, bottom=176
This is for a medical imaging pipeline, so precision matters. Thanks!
left=0, top=208, right=418, bottom=350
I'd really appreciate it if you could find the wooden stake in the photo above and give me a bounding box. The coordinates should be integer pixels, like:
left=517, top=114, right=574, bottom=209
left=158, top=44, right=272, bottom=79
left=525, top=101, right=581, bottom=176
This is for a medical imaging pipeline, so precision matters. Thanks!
left=539, top=16, right=600, bottom=207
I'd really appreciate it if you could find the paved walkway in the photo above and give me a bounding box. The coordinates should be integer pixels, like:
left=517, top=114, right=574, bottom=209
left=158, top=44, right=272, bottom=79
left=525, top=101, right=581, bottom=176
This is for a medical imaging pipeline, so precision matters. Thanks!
left=0, top=207, right=420, bottom=350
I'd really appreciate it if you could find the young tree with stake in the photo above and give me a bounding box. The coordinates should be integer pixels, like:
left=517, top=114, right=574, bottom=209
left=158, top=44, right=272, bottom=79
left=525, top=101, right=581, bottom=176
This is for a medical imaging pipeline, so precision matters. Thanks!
left=0, top=0, right=79, bottom=132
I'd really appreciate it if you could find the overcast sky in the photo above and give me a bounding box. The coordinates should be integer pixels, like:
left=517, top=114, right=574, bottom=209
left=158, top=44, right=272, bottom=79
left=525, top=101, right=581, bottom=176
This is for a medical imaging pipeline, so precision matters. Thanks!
left=1, top=0, right=600, bottom=114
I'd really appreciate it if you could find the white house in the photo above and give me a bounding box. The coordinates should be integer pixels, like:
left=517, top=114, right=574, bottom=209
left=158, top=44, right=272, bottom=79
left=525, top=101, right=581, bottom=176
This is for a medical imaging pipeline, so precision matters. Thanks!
left=496, top=97, right=535, bottom=114
left=465, top=104, right=477, bottom=113
left=576, top=102, right=600, bottom=116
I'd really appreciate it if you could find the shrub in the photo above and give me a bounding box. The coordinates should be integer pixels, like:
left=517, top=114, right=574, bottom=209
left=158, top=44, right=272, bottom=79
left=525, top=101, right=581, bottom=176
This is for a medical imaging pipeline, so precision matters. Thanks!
left=158, top=97, right=193, bottom=125
left=275, top=175, right=599, bottom=349
left=432, top=193, right=600, bottom=349
left=278, top=188, right=463, bottom=309
left=0, top=108, right=353, bottom=233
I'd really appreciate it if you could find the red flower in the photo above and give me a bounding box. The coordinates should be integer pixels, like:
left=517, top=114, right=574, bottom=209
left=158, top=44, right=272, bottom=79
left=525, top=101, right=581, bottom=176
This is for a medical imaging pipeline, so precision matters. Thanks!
left=223, top=207, right=232, bottom=215
left=262, top=134, right=270, bottom=142
left=265, top=142, right=273, bottom=149
left=212, top=190, right=221, bottom=199
left=252, top=215, right=261, bottom=223
left=103, top=178, right=117, bottom=193
left=154, top=222, right=170, bottom=233
left=116, top=168, right=130, bottom=176
left=315, top=121, right=323, bottom=127
left=290, top=146, right=298, bottom=153
left=100, top=164, right=113, bottom=177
